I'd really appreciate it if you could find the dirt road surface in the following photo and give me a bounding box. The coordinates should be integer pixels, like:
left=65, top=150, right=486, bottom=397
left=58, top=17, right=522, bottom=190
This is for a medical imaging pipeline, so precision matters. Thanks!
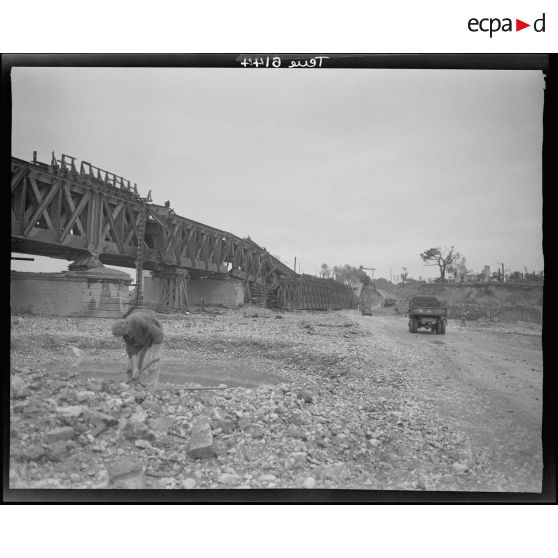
left=9, top=309, right=543, bottom=492
left=351, top=313, right=543, bottom=492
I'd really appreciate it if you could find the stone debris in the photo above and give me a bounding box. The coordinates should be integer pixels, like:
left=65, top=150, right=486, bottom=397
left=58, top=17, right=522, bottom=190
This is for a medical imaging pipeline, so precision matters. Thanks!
left=297, top=390, right=314, bottom=404
left=258, top=474, right=277, bottom=482
left=11, top=375, right=28, bottom=399
left=188, top=417, right=216, bottom=459
left=142, top=400, right=163, bottom=414
left=76, top=390, right=95, bottom=402
left=302, top=476, right=317, bottom=489
left=84, top=409, right=118, bottom=427
left=287, top=411, right=304, bottom=425
left=246, top=423, right=265, bottom=439
left=21, top=445, right=46, bottom=461
left=182, top=478, right=197, bottom=489
left=214, top=419, right=235, bottom=433
left=452, top=462, right=469, bottom=474
left=109, top=457, right=145, bottom=489
left=147, top=416, right=174, bottom=433
left=218, top=473, right=241, bottom=485
left=45, top=426, right=75, bottom=443
left=46, top=440, right=70, bottom=461
left=9, top=311, right=542, bottom=491
left=290, top=451, right=307, bottom=465
left=56, top=405, right=86, bottom=418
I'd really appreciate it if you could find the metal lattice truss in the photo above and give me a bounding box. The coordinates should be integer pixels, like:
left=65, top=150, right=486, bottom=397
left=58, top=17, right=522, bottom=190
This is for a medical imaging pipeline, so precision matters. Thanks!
left=10, top=155, right=293, bottom=282
left=276, top=277, right=358, bottom=311
left=11, top=157, right=147, bottom=264
left=11, top=153, right=356, bottom=311
left=148, top=208, right=293, bottom=284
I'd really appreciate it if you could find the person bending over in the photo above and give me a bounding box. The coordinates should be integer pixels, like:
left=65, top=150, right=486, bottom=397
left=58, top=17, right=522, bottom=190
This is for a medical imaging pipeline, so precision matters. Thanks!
left=111, top=311, right=164, bottom=389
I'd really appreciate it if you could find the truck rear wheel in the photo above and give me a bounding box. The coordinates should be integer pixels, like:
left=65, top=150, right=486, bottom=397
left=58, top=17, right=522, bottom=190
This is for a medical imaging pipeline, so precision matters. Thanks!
left=409, top=319, right=417, bottom=333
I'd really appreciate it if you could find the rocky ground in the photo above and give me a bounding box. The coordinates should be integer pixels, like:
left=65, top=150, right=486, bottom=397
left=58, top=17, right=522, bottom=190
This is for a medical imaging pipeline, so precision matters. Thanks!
left=9, top=306, right=543, bottom=492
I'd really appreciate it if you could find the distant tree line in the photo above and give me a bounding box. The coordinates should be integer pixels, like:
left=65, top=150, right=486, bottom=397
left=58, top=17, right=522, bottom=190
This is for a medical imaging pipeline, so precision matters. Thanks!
left=419, top=245, right=543, bottom=283
left=319, top=248, right=543, bottom=288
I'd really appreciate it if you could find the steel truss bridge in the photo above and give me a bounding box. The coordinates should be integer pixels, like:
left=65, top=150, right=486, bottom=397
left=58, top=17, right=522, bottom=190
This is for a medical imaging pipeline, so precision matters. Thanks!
left=11, top=153, right=357, bottom=312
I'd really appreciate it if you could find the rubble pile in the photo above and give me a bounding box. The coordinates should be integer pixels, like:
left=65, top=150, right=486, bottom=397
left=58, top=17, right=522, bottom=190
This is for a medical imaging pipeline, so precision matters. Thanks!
left=9, top=310, right=538, bottom=491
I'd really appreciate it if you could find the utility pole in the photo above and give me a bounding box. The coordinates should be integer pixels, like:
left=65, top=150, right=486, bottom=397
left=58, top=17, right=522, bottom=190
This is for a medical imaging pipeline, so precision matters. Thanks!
left=294, top=257, right=297, bottom=273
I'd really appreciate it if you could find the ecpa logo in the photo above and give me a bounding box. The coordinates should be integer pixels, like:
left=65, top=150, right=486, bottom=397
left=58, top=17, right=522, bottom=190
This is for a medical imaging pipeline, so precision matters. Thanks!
left=468, top=13, right=546, bottom=37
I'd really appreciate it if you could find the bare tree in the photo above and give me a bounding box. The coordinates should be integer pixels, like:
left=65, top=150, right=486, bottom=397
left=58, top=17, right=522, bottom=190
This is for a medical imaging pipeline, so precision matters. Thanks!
left=320, top=263, right=331, bottom=279
left=420, top=246, right=460, bottom=281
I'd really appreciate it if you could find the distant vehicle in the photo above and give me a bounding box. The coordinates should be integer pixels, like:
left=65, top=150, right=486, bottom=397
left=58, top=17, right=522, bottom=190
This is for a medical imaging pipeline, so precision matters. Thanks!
left=408, top=296, right=447, bottom=334
left=383, top=298, right=396, bottom=307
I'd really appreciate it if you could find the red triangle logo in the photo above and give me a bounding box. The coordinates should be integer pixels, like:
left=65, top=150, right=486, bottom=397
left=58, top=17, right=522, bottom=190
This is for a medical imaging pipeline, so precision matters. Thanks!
left=516, top=19, right=530, bottom=31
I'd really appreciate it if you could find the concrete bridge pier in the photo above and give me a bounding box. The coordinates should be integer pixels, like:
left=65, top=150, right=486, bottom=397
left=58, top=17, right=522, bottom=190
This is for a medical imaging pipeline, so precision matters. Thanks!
left=143, top=271, right=246, bottom=311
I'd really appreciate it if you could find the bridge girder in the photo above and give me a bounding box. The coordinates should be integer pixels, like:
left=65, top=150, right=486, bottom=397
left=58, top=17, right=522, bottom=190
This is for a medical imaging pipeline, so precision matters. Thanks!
left=11, top=154, right=356, bottom=312
left=11, top=156, right=292, bottom=284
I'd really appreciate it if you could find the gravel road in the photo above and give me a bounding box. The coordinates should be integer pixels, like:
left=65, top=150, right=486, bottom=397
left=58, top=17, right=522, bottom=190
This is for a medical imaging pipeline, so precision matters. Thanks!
left=9, top=309, right=543, bottom=492
left=352, top=313, right=543, bottom=492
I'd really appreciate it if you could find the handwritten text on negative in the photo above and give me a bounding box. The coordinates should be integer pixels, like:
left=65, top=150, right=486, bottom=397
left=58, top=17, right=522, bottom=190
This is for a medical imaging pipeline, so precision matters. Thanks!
left=240, top=56, right=330, bottom=69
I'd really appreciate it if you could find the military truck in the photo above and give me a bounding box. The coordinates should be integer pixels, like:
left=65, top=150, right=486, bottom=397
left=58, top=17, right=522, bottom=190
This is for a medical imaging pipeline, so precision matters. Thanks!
left=408, top=296, right=447, bottom=334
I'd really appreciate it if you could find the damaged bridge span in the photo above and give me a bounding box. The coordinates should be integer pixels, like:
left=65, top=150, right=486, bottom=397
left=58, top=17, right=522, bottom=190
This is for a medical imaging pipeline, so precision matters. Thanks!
left=11, top=152, right=356, bottom=312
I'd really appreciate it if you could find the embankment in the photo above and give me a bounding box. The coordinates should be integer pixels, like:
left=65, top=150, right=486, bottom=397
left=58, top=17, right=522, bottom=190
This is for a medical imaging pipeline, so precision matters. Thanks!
left=372, top=279, right=543, bottom=323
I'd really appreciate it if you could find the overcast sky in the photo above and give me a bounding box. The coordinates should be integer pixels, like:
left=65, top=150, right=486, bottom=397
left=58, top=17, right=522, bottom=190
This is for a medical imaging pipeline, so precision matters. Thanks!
left=11, top=66, right=544, bottom=280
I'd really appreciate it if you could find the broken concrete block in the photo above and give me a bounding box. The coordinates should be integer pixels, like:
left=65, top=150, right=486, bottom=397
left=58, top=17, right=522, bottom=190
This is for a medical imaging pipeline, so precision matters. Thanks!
left=218, top=473, right=241, bottom=485
left=290, top=451, right=307, bottom=465
left=45, top=427, right=75, bottom=443
left=76, top=390, right=95, bottom=402
left=84, top=409, right=118, bottom=426
left=22, top=445, right=45, bottom=461
left=46, top=440, right=70, bottom=461
left=142, top=400, right=163, bottom=414
left=188, top=417, right=216, bottom=459
left=11, top=375, right=28, bottom=399
left=55, top=405, right=86, bottom=418
left=109, top=457, right=143, bottom=478
left=147, top=416, right=174, bottom=433
left=109, top=457, right=145, bottom=489
left=122, top=421, right=155, bottom=442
